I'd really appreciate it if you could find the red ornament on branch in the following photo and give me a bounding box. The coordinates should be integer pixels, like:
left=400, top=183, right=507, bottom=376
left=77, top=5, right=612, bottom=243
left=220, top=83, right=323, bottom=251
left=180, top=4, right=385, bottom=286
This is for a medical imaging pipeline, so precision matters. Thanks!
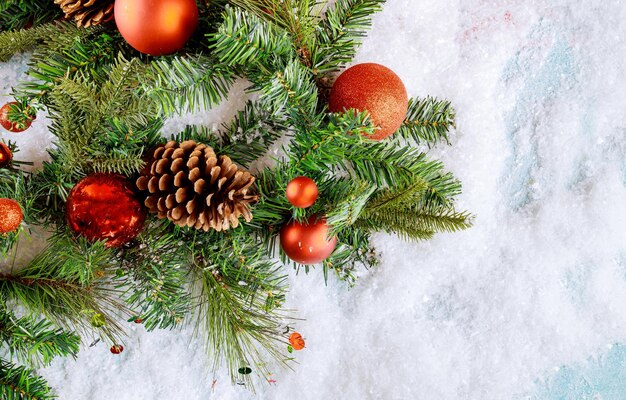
left=280, top=216, right=337, bottom=264
left=329, top=63, right=408, bottom=141
left=0, top=102, right=35, bottom=133
left=114, top=0, right=198, bottom=56
left=66, top=173, right=146, bottom=247
left=286, top=176, right=318, bottom=208
left=0, top=142, right=12, bottom=168
left=0, top=198, right=23, bottom=234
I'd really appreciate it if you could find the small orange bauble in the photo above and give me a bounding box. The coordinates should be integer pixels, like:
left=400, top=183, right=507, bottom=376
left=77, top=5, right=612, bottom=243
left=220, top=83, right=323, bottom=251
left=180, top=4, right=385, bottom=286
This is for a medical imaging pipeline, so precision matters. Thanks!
left=286, top=176, right=318, bottom=208
left=114, top=0, right=198, bottom=56
left=329, top=63, right=408, bottom=141
left=289, top=332, right=305, bottom=350
left=0, top=198, right=23, bottom=234
left=0, top=102, right=34, bottom=133
left=280, top=216, right=337, bottom=264
left=66, top=173, right=146, bottom=247
left=0, top=142, right=12, bottom=168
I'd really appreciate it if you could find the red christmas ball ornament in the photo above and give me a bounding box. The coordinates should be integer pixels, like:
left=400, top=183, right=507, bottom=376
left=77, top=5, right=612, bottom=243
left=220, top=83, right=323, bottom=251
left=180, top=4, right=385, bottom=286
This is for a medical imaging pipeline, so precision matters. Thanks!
left=286, top=176, right=318, bottom=208
left=289, top=332, right=305, bottom=351
left=66, top=173, right=146, bottom=247
left=110, top=344, right=124, bottom=354
left=0, top=102, right=34, bottom=133
left=114, top=0, right=198, bottom=56
left=0, top=142, right=12, bottom=168
left=329, top=63, right=408, bottom=141
left=0, top=198, right=23, bottom=234
left=280, top=216, right=337, bottom=264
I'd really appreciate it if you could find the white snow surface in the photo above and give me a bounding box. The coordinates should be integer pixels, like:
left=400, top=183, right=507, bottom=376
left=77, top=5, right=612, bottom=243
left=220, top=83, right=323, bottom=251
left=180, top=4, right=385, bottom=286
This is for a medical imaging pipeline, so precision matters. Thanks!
left=2, top=0, right=626, bottom=399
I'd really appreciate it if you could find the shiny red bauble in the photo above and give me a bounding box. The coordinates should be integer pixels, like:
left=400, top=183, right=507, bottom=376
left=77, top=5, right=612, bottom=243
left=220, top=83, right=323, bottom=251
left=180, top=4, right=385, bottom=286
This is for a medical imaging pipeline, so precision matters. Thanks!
left=0, top=102, right=34, bottom=132
left=329, top=63, right=408, bottom=141
left=0, top=142, right=12, bottom=168
left=0, top=198, right=23, bottom=234
left=286, top=176, right=318, bottom=208
left=114, top=0, right=198, bottom=56
left=66, top=173, right=146, bottom=247
left=280, top=216, right=337, bottom=264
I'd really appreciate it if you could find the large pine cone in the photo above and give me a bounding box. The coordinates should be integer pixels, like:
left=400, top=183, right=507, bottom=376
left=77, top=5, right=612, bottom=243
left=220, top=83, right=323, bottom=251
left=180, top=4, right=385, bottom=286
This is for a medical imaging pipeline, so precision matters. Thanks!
left=54, top=0, right=114, bottom=28
left=136, top=140, right=259, bottom=232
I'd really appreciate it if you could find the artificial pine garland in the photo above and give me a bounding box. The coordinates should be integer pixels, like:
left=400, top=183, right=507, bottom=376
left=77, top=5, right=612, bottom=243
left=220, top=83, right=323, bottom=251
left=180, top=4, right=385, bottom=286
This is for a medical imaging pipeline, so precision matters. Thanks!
left=0, top=0, right=472, bottom=396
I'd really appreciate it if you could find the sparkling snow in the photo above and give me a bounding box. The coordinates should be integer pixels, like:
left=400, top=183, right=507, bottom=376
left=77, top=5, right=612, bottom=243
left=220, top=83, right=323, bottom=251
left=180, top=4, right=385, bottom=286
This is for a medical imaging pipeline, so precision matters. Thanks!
left=2, top=0, right=626, bottom=399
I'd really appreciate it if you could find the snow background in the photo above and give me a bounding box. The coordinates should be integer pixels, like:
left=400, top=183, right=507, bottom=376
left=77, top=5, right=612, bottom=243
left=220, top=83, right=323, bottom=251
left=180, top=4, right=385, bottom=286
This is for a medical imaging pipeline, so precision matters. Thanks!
left=2, top=0, right=626, bottom=398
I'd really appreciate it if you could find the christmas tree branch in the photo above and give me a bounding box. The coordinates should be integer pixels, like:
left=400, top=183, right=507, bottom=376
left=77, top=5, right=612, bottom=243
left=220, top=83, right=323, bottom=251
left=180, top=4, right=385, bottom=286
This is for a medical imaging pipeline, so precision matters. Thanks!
left=0, top=0, right=61, bottom=31
left=146, top=55, right=235, bottom=116
left=188, top=230, right=291, bottom=385
left=0, top=310, right=80, bottom=367
left=0, top=359, right=55, bottom=400
left=116, top=220, right=191, bottom=331
left=398, top=97, right=456, bottom=146
left=0, top=236, right=129, bottom=343
left=313, top=0, right=385, bottom=74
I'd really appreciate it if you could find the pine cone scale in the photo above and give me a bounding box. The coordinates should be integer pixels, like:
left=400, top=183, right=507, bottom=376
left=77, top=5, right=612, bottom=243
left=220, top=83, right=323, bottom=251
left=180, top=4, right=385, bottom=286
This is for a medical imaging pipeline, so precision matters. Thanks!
left=137, top=140, right=258, bottom=232
left=55, top=0, right=114, bottom=27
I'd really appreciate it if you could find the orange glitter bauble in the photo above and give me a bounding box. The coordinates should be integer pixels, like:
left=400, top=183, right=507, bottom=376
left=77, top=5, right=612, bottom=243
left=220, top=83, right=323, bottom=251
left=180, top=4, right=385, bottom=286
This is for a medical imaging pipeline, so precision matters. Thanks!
left=328, top=63, right=408, bottom=141
left=66, top=173, right=146, bottom=247
left=0, top=142, right=12, bottom=168
left=114, top=0, right=198, bottom=56
left=286, top=176, right=318, bottom=208
left=289, top=332, right=305, bottom=351
left=280, top=216, right=337, bottom=265
left=0, top=198, right=23, bottom=234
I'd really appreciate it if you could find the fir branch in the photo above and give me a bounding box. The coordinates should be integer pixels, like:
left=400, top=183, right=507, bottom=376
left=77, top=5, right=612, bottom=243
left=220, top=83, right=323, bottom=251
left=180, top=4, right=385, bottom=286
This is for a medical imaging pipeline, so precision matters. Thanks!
left=256, top=58, right=319, bottom=124
left=397, top=97, right=456, bottom=146
left=216, top=101, right=289, bottom=168
left=230, top=0, right=321, bottom=67
left=145, top=55, right=234, bottom=116
left=313, top=0, right=385, bottom=74
left=188, top=230, right=291, bottom=386
left=116, top=221, right=190, bottom=331
left=360, top=186, right=472, bottom=239
left=0, top=22, right=62, bottom=62
left=0, top=359, right=55, bottom=400
left=0, top=236, right=129, bottom=342
left=0, top=311, right=80, bottom=367
left=323, top=227, right=377, bottom=283
left=0, top=0, right=61, bottom=31
left=209, top=6, right=294, bottom=67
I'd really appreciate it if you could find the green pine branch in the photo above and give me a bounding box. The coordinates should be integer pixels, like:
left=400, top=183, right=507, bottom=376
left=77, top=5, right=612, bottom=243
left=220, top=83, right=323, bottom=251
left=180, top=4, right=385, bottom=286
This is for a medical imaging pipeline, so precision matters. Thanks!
left=0, top=311, right=80, bottom=367
left=255, top=58, right=319, bottom=124
left=360, top=183, right=472, bottom=239
left=208, top=7, right=294, bottom=67
left=187, top=230, right=291, bottom=386
left=397, top=97, right=456, bottom=146
left=116, top=220, right=190, bottom=331
left=0, top=359, right=55, bottom=400
left=313, top=0, right=385, bottom=74
left=0, top=0, right=61, bottom=31
left=146, top=55, right=235, bottom=116
left=0, top=235, right=129, bottom=343
left=216, top=100, right=289, bottom=168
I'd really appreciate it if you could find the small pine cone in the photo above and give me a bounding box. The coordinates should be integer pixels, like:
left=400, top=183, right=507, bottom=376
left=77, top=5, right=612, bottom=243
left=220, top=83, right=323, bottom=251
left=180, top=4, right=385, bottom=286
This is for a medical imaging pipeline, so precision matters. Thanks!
left=136, top=140, right=259, bottom=232
left=54, top=0, right=114, bottom=28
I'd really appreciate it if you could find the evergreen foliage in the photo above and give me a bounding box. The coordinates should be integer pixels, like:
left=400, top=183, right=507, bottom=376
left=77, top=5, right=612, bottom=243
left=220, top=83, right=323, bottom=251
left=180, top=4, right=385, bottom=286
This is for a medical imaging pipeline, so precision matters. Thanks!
left=0, top=0, right=472, bottom=394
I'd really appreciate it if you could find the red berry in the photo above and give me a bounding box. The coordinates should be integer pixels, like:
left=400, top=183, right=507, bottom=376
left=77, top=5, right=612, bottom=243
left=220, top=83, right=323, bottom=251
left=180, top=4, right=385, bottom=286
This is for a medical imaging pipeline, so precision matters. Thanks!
left=0, top=102, right=34, bottom=133
left=110, top=344, right=124, bottom=354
